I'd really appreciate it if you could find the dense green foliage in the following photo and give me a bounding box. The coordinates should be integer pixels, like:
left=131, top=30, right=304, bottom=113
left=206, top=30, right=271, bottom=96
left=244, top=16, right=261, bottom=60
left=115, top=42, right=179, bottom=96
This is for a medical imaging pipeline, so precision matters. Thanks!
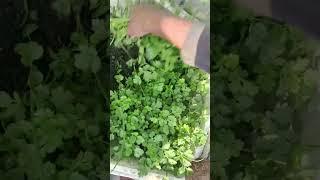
left=110, top=18, right=209, bottom=176
left=0, top=0, right=108, bottom=179
left=213, top=0, right=319, bottom=179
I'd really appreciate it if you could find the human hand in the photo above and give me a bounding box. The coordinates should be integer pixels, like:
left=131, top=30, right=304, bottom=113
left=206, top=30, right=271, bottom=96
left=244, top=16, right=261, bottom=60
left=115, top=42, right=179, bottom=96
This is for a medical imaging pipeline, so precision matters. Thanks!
left=127, top=4, right=172, bottom=38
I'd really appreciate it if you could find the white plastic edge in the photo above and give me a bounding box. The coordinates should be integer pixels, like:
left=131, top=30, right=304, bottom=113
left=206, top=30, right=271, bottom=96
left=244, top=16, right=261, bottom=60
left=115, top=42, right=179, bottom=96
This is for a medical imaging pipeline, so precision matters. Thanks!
left=110, top=161, right=185, bottom=180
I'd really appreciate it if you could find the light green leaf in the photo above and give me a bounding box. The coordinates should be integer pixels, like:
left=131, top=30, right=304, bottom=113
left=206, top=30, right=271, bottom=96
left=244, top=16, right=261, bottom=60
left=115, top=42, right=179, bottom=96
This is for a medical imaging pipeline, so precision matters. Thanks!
left=115, top=75, right=124, bottom=83
left=110, top=134, right=114, bottom=140
left=154, top=134, right=163, bottom=142
left=125, top=146, right=132, bottom=157
left=134, top=147, right=144, bottom=158
left=165, top=149, right=175, bottom=158
left=145, top=47, right=158, bottom=60
left=178, top=167, right=185, bottom=175
left=28, top=67, right=43, bottom=86
left=168, top=159, right=177, bottom=165
left=181, top=158, right=191, bottom=167
left=143, top=71, right=153, bottom=82
left=136, top=136, right=145, bottom=145
left=133, top=75, right=141, bottom=85
left=186, top=167, right=193, bottom=173
left=15, top=41, right=43, bottom=66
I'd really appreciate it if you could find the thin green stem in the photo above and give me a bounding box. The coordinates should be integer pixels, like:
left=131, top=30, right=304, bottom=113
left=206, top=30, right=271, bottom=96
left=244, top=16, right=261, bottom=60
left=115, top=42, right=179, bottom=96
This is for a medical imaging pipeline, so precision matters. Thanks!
left=120, top=44, right=133, bottom=59
left=20, top=0, right=29, bottom=28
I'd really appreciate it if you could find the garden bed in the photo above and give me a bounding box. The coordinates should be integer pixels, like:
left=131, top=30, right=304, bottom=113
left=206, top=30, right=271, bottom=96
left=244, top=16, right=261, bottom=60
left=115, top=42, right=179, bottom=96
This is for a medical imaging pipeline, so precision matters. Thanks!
left=109, top=3, right=210, bottom=178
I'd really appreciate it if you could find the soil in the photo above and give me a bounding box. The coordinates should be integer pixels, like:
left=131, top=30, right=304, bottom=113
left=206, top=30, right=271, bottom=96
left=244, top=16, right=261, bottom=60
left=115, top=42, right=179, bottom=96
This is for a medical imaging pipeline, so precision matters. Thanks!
left=186, top=160, right=210, bottom=180
left=109, top=44, right=138, bottom=90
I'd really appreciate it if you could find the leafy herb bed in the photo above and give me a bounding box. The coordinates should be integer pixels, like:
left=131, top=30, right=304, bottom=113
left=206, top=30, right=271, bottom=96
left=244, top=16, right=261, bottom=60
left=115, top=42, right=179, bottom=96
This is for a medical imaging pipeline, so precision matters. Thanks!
left=0, top=0, right=108, bottom=179
left=213, top=0, right=319, bottom=179
left=110, top=18, right=210, bottom=176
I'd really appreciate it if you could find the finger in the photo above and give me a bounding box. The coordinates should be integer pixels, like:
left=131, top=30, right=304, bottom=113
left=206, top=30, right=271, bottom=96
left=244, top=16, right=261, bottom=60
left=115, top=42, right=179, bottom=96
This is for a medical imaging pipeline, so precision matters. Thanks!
left=128, top=24, right=147, bottom=37
left=127, top=18, right=144, bottom=37
left=127, top=21, right=137, bottom=37
left=128, top=27, right=147, bottom=38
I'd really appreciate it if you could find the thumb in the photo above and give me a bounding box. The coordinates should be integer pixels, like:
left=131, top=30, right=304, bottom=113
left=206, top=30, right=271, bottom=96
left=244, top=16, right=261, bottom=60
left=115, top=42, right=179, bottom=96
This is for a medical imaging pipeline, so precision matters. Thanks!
left=127, top=21, right=148, bottom=38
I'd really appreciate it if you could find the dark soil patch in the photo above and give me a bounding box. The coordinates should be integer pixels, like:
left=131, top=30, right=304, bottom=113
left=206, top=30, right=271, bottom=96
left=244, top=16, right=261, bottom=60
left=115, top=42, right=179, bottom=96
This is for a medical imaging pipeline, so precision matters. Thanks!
left=186, top=160, right=210, bottom=180
left=110, top=45, right=138, bottom=90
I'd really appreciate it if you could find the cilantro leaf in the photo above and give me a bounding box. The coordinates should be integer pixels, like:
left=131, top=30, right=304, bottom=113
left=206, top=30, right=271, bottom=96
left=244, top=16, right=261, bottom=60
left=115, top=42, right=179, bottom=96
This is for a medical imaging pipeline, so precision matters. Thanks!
left=74, top=45, right=101, bottom=73
left=15, top=41, right=43, bottom=66
left=134, top=147, right=144, bottom=158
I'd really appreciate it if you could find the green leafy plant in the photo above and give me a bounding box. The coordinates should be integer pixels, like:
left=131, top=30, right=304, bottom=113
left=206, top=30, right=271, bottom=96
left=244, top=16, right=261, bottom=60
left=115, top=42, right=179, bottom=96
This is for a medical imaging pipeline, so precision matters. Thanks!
left=213, top=0, right=319, bottom=179
left=110, top=17, right=209, bottom=176
left=0, top=0, right=108, bottom=179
